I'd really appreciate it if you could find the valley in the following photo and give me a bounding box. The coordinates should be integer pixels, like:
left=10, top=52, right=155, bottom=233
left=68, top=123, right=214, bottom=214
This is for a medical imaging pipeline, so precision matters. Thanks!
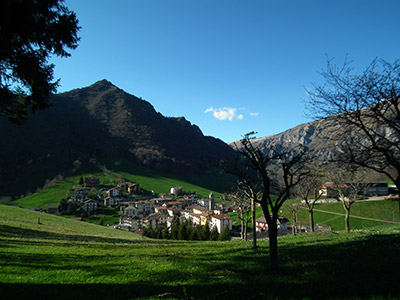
left=1, top=80, right=400, bottom=299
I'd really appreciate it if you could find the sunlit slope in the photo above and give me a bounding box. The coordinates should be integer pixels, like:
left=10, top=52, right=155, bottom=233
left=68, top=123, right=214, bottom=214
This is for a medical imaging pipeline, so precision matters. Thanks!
left=0, top=204, right=142, bottom=241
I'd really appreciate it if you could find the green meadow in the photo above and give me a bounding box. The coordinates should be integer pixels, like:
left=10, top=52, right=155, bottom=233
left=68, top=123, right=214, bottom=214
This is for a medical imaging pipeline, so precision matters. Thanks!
left=227, top=199, right=400, bottom=232
left=109, top=160, right=235, bottom=199
left=281, top=200, right=400, bottom=231
left=9, top=170, right=121, bottom=209
left=1, top=204, right=400, bottom=300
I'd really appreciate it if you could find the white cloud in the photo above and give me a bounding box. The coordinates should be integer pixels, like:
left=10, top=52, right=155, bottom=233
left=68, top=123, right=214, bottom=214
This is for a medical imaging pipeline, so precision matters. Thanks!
left=204, top=107, right=243, bottom=121
left=250, top=112, right=259, bottom=117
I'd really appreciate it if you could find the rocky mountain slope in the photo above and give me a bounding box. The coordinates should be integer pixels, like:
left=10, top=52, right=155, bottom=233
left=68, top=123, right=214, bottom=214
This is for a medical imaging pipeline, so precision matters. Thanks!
left=232, top=115, right=392, bottom=183
left=0, top=80, right=236, bottom=197
left=230, top=116, right=351, bottom=170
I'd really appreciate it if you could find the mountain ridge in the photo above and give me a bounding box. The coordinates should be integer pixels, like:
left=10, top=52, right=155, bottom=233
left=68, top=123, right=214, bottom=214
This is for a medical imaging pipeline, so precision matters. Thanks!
left=0, top=80, right=236, bottom=198
left=230, top=116, right=351, bottom=169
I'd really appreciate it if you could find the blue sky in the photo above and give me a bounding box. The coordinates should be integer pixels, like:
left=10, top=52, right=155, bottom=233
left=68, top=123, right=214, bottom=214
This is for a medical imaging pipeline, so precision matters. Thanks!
left=50, top=0, right=400, bottom=143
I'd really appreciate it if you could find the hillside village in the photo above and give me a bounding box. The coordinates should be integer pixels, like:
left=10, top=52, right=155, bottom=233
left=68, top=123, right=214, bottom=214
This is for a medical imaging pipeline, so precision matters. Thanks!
left=53, top=176, right=237, bottom=236
left=43, top=175, right=395, bottom=239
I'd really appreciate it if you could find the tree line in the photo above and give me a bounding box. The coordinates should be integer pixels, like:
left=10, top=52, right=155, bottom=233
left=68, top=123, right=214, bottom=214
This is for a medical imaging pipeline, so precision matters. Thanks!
left=142, top=217, right=231, bottom=241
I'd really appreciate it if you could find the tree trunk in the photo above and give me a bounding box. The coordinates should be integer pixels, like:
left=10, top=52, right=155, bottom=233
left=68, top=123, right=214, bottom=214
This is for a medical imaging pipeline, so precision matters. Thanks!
left=309, top=209, right=314, bottom=232
left=345, top=208, right=350, bottom=233
left=252, top=198, right=257, bottom=248
left=393, top=178, right=400, bottom=220
left=398, top=200, right=400, bottom=222
left=240, top=219, right=245, bottom=240
left=292, top=214, right=297, bottom=235
left=268, top=221, right=279, bottom=270
left=244, top=222, right=248, bottom=241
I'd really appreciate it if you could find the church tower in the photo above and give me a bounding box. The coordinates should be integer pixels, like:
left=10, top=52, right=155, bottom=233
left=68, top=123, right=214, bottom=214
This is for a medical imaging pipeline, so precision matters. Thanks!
left=208, top=192, right=214, bottom=210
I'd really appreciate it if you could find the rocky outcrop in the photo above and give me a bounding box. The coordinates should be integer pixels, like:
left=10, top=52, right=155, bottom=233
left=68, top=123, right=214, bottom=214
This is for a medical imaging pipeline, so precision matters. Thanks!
left=231, top=116, right=346, bottom=168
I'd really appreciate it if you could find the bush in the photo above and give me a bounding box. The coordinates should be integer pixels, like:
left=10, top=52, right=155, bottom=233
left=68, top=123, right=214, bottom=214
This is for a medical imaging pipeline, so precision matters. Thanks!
left=142, top=225, right=156, bottom=238
left=178, top=221, right=189, bottom=240
left=209, top=227, right=219, bottom=241
left=218, top=226, right=231, bottom=241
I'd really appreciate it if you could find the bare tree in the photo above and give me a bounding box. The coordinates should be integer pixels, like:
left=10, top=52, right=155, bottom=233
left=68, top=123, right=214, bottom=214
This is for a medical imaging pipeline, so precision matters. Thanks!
left=228, top=185, right=252, bottom=241
left=327, top=167, right=370, bottom=232
left=293, top=171, right=325, bottom=232
left=229, top=132, right=309, bottom=270
left=306, top=58, right=400, bottom=212
left=285, top=200, right=305, bottom=235
left=226, top=156, right=261, bottom=248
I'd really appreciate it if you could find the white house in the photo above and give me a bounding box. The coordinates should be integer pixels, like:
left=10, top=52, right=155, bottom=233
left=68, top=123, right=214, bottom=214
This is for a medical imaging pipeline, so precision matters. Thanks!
left=170, top=186, right=182, bottom=196
left=189, top=213, right=202, bottom=225
left=191, top=205, right=210, bottom=215
left=209, top=215, right=232, bottom=233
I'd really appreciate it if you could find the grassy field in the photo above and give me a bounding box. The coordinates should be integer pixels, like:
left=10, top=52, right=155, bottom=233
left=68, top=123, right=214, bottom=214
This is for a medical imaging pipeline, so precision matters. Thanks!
left=108, top=159, right=235, bottom=198
left=226, top=199, right=400, bottom=232
left=1, top=204, right=400, bottom=300
left=281, top=199, right=400, bottom=231
left=9, top=170, right=122, bottom=209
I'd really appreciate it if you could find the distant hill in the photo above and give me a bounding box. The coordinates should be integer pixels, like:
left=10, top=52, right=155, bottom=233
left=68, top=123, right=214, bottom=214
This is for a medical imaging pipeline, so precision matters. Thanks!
left=0, top=80, right=236, bottom=198
left=247, top=118, right=339, bottom=166
left=230, top=117, right=339, bottom=164
left=231, top=115, right=390, bottom=181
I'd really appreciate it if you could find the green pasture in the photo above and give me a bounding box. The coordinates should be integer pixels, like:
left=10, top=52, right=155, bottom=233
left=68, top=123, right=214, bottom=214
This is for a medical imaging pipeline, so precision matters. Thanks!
left=282, top=199, right=400, bottom=231
left=9, top=171, right=120, bottom=209
left=1, top=205, right=400, bottom=299
left=227, top=199, right=400, bottom=233
left=9, top=161, right=234, bottom=209
left=109, top=159, right=235, bottom=198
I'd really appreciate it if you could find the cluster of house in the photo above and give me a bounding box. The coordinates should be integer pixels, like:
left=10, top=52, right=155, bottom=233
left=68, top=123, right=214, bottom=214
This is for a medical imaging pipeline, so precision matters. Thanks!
left=64, top=177, right=234, bottom=234
left=119, top=191, right=234, bottom=233
left=65, top=177, right=143, bottom=213
left=59, top=177, right=392, bottom=237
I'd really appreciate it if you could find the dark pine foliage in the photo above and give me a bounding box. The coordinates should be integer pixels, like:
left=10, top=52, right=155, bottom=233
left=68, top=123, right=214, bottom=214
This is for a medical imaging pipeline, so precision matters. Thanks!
left=0, top=0, right=80, bottom=124
left=142, top=220, right=231, bottom=241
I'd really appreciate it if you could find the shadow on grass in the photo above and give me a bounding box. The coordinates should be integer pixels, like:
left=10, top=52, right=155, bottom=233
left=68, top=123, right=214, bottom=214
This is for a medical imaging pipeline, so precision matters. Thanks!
left=0, top=224, right=163, bottom=245
left=1, top=232, right=400, bottom=299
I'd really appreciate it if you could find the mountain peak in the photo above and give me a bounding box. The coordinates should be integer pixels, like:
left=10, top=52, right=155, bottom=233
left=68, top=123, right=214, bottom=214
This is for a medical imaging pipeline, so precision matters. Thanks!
left=89, top=79, right=117, bottom=91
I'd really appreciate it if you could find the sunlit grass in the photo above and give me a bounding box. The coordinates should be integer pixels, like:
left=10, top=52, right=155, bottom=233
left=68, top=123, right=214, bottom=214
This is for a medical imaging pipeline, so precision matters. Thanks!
left=1, top=204, right=400, bottom=299
left=10, top=161, right=235, bottom=209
